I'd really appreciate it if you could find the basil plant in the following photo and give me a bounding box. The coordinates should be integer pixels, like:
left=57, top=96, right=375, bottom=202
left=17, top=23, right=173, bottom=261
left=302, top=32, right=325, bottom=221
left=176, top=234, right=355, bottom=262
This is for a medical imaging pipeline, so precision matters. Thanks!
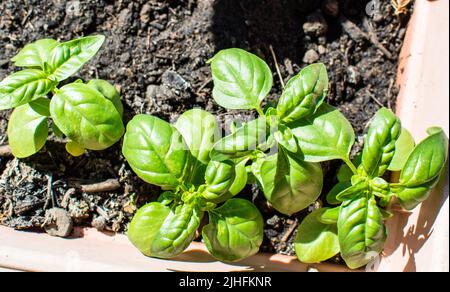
left=122, top=109, right=264, bottom=261
left=294, top=108, right=448, bottom=269
left=209, top=48, right=333, bottom=216
left=0, top=36, right=124, bottom=158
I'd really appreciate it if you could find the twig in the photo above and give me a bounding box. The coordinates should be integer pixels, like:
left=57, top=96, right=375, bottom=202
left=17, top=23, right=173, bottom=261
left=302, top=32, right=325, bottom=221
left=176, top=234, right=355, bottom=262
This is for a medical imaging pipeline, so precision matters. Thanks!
left=269, top=45, right=285, bottom=89
left=367, top=90, right=385, bottom=108
left=387, top=78, right=395, bottom=110
left=0, top=145, right=12, bottom=157
left=69, top=178, right=121, bottom=193
left=195, top=77, right=212, bottom=95
left=281, top=220, right=298, bottom=243
left=364, top=18, right=394, bottom=60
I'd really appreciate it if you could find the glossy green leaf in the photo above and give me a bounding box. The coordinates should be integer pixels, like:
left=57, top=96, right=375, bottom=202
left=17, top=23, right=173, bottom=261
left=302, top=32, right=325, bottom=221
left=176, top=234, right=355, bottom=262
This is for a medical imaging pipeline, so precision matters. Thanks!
left=66, top=141, right=85, bottom=157
left=294, top=208, right=339, bottom=263
left=122, top=115, right=192, bottom=189
left=211, top=116, right=269, bottom=161
left=399, top=127, right=448, bottom=187
left=50, top=83, right=124, bottom=151
left=87, top=79, right=123, bottom=116
left=395, top=177, right=440, bottom=210
left=0, top=69, right=56, bottom=110
left=388, top=128, right=415, bottom=171
left=361, top=108, right=401, bottom=177
left=203, top=199, right=264, bottom=262
left=48, top=35, right=105, bottom=82
left=209, top=48, right=273, bottom=110
left=318, top=207, right=340, bottom=224
left=11, top=39, right=59, bottom=69
left=291, top=104, right=355, bottom=162
left=274, top=125, right=298, bottom=153
left=335, top=180, right=368, bottom=202
left=7, top=98, right=50, bottom=158
left=252, top=150, right=323, bottom=215
left=277, top=63, right=328, bottom=123
left=326, top=181, right=352, bottom=205
left=128, top=202, right=203, bottom=259
left=338, top=195, right=386, bottom=269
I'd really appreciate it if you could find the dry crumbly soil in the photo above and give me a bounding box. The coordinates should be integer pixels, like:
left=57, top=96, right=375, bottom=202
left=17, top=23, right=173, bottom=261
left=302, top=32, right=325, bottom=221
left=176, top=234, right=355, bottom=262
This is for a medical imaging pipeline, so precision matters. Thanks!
left=0, top=0, right=411, bottom=260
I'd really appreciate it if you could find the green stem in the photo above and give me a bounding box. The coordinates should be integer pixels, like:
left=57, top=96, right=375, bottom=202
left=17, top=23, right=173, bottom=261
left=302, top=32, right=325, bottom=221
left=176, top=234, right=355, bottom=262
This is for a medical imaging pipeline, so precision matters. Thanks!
left=343, top=158, right=358, bottom=175
left=256, top=107, right=264, bottom=116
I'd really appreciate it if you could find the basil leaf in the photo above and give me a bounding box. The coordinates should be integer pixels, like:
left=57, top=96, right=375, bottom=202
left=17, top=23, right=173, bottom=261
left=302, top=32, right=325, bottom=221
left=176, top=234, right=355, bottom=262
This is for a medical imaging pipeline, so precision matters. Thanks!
left=128, top=202, right=203, bottom=259
left=211, top=116, right=269, bottom=161
left=335, top=180, right=369, bottom=202
left=175, top=108, right=219, bottom=165
left=277, top=63, right=328, bottom=123
left=326, top=181, right=352, bottom=205
left=209, top=48, right=273, bottom=110
left=338, top=195, right=386, bottom=269
left=7, top=98, right=49, bottom=158
left=0, top=69, right=56, bottom=110
left=294, top=208, right=339, bottom=263
left=396, top=177, right=440, bottom=210
left=388, top=128, right=415, bottom=171
left=122, top=114, right=191, bottom=189
left=319, top=207, right=340, bottom=224
left=50, top=83, right=124, bottom=151
left=291, top=103, right=355, bottom=162
left=399, top=127, right=448, bottom=187
left=252, top=150, right=323, bottom=215
left=274, top=125, right=298, bottom=153
left=65, top=140, right=85, bottom=157
left=203, top=159, right=248, bottom=204
left=203, top=198, right=264, bottom=262
left=48, top=35, right=105, bottom=82
left=86, top=79, right=123, bottom=117
left=361, top=108, right=401, bottom=177
left=11, top=39, right=59, bottom=69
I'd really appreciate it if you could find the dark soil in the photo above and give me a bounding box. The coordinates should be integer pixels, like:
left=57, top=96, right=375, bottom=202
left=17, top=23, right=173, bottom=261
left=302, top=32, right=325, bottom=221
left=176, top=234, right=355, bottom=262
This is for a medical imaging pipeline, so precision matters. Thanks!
left=0, top=0, right=412, bottom=261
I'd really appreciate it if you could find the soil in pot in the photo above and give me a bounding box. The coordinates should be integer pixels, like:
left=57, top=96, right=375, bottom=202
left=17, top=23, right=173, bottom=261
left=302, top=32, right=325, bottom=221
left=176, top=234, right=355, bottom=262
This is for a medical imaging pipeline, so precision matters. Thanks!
left=0, top=0, right=412, bottom=265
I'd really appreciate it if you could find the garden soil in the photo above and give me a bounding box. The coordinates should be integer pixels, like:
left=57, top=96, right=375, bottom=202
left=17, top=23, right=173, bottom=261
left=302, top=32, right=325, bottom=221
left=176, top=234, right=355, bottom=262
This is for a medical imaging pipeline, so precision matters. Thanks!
left=0, top=0, right=411, bottom=263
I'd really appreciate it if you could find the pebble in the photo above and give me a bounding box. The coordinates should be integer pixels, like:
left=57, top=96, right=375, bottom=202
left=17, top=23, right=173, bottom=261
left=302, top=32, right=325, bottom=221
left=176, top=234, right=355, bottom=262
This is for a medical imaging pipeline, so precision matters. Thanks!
left=140, top=3, right=152, bottom=24
left=321, top=0, right=339, bottom=18
left=303, top=49, right=320, bottom=63
left=347, top=66, right=361, bottom=85
left=92, top=216, right=107, bottom=231
left=162, top=70, right=190, bottom=91
left=43, top=208, right=73, bottom=238
left=318, top=45, right=327, bottom=54
left=146, top=84, right=159, bottom=100
left=303, top=12, right=328, bottom=37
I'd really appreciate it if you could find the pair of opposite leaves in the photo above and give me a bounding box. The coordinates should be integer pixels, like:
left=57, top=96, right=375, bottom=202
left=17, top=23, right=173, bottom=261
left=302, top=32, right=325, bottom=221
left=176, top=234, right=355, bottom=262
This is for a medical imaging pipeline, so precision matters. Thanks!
left=0, top=36, right=124, bottom=158
left=122, top=110, right=264, bottom=261
left=294, top=108, right=448, bottom=269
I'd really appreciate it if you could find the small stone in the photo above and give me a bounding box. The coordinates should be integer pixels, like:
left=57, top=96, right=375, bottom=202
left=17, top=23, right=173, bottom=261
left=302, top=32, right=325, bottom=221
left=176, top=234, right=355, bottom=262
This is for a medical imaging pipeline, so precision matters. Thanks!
left=318, top=45, right=327, bottom=55
left=347, top=66, right=361, bottom=85
left=161, top=70, right=190, bottom=91
left=321, top=0, right=339, bottom=18
left=140, top=3, right=151, bottom=24
left=92, top=216, right=107, bottom=231
left=373, top=14, right=384, bottom=24
left=303, top=12, right=328, bottom=37
left=43, top=208, right=73, bottom=238
left=303, top=49, right=320, bottom=64
left=146, top=84, right=159, bottom=100
left=307, top=267, right=319, bottom=272
left=120, top=52, right=131, bottom=63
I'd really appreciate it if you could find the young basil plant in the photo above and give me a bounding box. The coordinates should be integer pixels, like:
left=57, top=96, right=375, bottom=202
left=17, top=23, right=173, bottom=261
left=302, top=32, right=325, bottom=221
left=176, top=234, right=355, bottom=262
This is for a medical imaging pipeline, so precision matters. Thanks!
left=123, top=109, right=263, bottom=261
left=209, top=48, right=331, bottom=215
left=294, top=107, right=448, bottom=269
left=1, top=36, right=124, bottom=158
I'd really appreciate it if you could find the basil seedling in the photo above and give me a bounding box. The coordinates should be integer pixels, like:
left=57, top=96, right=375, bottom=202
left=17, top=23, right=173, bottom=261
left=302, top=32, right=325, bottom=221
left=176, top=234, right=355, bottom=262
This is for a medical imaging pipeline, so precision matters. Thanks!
left=209, top=48, right=331, bottom=215
left=1, top=36, right=124, bottom=158
left=123, top=109, right=264, bottom=261
left=294, top=108, right=448, bottom=269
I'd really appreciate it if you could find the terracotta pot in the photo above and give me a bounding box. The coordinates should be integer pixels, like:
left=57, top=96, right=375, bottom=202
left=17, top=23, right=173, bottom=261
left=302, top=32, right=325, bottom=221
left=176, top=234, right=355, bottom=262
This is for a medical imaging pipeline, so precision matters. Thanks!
left=0, top=0, right=448, bottom=272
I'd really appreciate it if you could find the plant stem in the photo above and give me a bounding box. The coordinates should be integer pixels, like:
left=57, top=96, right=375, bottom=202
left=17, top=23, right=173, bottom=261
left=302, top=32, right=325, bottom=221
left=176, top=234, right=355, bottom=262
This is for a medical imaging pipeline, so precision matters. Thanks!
left=256, top=107, right=264, bottom=116
left=343, top=158, right=358, bottom=175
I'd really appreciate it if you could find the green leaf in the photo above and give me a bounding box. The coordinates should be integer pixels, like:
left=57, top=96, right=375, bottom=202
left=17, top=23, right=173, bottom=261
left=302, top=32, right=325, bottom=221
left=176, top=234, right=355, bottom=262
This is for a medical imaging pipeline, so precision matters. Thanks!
left=277, top=63, right=328, bottom=123
left=211, top=116, right=269, bottom=161
left=86, top=79, right=123, bottom=117
left=122, top=114, right=191, bottom=189
left=202, top=159, right=248, bottom=204
left=252, top=150, right=323, bottom=215
left=326, top=181, right=352, bottom=205
left=294, top=208, right=340, bottom=263
left=7, top=98, right=50, bottom=158
left=128, top=202, right=203, bottom=259
left=175, top=108, right=219, bottom=165
left=291, top=103, right=355, bottom=162
left=338, top=195, right=386, bottom=269
left=318, top=207, right=340, bottom=224
left=66, top=141, right=85, bottom=157
left=48, top=35, right=105, bottom=82
left=361, top=108, right=401, bottom=177
left=11, top=39, right=59, bottom=69
left=395, top=178, right=439, bottom=210
left=209, top=48, right=273, bottom=110
left=50, top=83, right=124, bottom=151
left=0, top=69, right=56, bottom=110
left=399, top=127, right=448, bottom=187
left=274, top=125, right=298, bottom=153
left=203, top=199, right=264, bottom=262
left=388, top=128, right=415, bottom=171
left=335, top=180, right=369, bottom=202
